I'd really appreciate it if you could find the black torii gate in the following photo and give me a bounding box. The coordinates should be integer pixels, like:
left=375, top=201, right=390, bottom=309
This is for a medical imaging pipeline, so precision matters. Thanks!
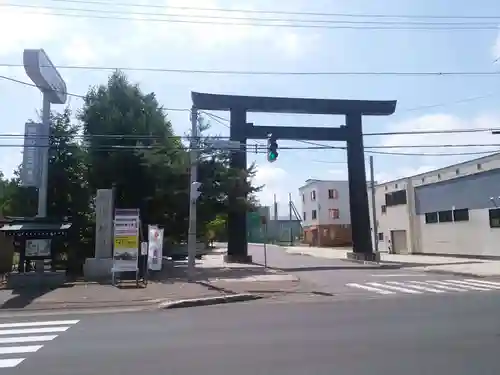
left=192, top=92, right=397, bottom=263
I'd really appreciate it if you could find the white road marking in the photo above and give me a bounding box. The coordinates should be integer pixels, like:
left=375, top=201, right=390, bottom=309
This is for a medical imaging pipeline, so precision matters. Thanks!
left=346, top=283, right=395, bottom=295
left=0, top=335, right=58, bottom=344
left=369, top=274, right=428, bottom=277
left=433, top=280, right=490, bottom=291
left=0, top=358, right=25, bottom=368
left=444, top=279, right=497, bottom=290
left=0, top=319, right=80, bottom=369
left=0, top=320, right=79, bottom=329
left=0, top=345, right=43, bottom=354
left=464, top=279, right=500, bottom=287
left=0, top=326, right=70, bottom=335
left=387, top=281, right=445, bottom=293
left=411, top=281, right=468, bottom=292
left=367, top=282, right=423, bottom=294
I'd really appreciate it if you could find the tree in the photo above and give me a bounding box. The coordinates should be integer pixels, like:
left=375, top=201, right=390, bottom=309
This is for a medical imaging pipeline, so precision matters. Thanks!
left=195, top=115, right=262, bottom=238
left=205, top=213, right=227, bottom=245
left=78, top=71, right=186, bottom=237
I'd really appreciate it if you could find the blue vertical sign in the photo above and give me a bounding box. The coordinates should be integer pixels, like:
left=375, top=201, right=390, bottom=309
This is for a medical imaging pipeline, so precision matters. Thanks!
left=20, top=122, right=46, bottom=187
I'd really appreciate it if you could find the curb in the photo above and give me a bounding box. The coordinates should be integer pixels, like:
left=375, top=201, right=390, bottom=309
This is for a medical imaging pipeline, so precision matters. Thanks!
left=423, top=269, right=500, bottom=279
left=339, top=259, right=402, bottom=269
left=158, top=293, right=262, bottom=309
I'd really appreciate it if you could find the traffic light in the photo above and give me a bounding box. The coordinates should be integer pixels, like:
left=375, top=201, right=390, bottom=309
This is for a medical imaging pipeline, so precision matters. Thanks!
left=190, top=181, right=202, bottom=201
left=267, top=134, right=278, bottom=163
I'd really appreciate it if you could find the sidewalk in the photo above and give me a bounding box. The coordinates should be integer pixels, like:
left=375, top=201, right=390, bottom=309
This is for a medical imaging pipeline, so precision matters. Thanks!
left=277, top=245, right=500, bottom=278
left=0, top=253, right=305, bottom=311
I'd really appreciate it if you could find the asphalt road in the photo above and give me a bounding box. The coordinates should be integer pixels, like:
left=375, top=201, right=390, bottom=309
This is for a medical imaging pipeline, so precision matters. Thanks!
left=4, top=292, right=500, bottom=375
left=248, top=244, right=500, bottom=299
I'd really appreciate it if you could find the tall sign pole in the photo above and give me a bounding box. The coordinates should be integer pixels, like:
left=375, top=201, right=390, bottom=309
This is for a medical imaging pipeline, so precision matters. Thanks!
left=23, top=49, right=67, bottom=218
left=369, top=156, right=379, bottom=253
left=187, top=106, right=200, bottom=277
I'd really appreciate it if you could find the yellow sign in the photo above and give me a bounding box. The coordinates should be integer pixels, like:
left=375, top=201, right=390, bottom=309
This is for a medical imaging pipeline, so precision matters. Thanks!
left=114, top=235, right=139, bottom=249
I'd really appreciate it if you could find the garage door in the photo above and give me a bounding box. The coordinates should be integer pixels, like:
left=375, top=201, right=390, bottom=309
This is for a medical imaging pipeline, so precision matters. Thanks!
left=391, top=230, right=408, bottom=254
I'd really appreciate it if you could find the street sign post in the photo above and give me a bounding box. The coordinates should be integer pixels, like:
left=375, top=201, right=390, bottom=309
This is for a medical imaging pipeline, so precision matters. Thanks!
left=23, top=49, right=67, bottom=218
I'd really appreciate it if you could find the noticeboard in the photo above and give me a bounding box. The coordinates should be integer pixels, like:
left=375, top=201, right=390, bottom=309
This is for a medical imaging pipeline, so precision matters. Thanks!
left=112, top=210, right=139, bottom=272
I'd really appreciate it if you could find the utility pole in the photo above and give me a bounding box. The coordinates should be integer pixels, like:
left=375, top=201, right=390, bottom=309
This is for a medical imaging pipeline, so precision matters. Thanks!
left=288, top=193, right=293, bottom=245
left=273, top=194, right=278, bottom=221
left=369, top=156, right=379, bottom=253
left=187, top=106, right=199, bottom=277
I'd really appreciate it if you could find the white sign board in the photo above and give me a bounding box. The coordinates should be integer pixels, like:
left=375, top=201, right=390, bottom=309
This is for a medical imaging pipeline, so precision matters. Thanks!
left=23, top=49, right=67, bottom=104
left=113, top=209, right=140, bottom=272
left=148, top=225, right=164, bottom=271
left=25, top=239, right=51, bottom=257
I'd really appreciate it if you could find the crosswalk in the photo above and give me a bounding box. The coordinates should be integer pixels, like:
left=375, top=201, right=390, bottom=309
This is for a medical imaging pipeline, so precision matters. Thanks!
left=0, top=319, right=79, bottom=368
left=346, top=278, right=500, bottom=296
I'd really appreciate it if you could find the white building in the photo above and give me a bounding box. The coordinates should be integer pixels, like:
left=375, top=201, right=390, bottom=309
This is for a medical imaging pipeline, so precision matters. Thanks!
left=370, top=153, right=500, bottom=257
left=298, top=179, right=352, bottom=246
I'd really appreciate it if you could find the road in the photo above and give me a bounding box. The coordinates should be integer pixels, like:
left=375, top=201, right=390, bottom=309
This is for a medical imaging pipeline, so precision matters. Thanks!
left=248, top=244, right=500, bottom=300
left=3, top=292, right=500, bottom=374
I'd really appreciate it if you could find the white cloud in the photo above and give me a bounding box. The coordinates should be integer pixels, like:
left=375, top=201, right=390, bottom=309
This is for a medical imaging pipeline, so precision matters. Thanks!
left=373, top=112, right=500, bottom=182
left=493, top=29, right=500, bottom=62
left=132, top=0, right=267, bottom=48
left=253, top=164, right=298, bottom=213
left=328, top=169, right=347, bottom=180
left=0, top=5, right=68, bottom=56
left=381, top=113, right=500, bottom=151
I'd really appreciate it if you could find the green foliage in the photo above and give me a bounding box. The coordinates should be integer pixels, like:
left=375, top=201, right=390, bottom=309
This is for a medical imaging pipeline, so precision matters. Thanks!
left=0, top=70, right=261, bottom=269
left=205, top=214, right=227, bottom=242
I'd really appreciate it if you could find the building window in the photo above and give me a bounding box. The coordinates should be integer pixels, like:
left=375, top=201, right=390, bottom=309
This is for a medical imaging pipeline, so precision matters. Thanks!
left=328, top=189, right=339, bottom=199
left=302, top=194, right=305, bottom=202
left=477, top=163, right=482, bottom=170
left=329, top=208, right=340, bottom=219
left=453, top=208, right=469, bottom=222
left=489, top=208, right=500, bottom=228
left=421, top=177, right=425, bottom=183
left=425, top=212, right=438, bottom=224
left=381, top=205, right=387, bottom=214
left=395, top=183, right=398, bottom=189
left=378, top=233, right=384, bottom=241
left=384, top=186, right=388, bottom=191
left=385, top=189, right=407, bottom=207
left=303, top=212, right=306, bottom=221
left=438, top=210, right=453, bottom=223
left=312, top=210, right=317, bottom=220
left=311, top=190, right=316, bottom=201
left=455, top=168, right=460, bottom=175
left=437, top=173, right=441, bottom=180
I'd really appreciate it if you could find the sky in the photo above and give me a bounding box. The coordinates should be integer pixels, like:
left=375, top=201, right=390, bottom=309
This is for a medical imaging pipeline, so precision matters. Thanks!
left=2, top=0, right=500, bottom=216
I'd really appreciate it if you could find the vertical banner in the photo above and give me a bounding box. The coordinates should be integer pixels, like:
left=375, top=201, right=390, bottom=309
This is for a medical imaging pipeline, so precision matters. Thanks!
left=113, top=209, right=140, bottom=272
left=148, top=225, right=164, bottom=271
left=20, top=122, right=42, bottom=187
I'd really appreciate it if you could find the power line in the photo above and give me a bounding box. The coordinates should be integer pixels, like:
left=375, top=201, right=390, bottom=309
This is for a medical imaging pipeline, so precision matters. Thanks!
left=37, top=0, right=500, bottom=20
left=3, top=63, right=500, bottom=77
left=0, top=74, right=190, bottom=112
left=4, top=7, right=500, bottom=30
left=5, top=3, right=500, bottom=27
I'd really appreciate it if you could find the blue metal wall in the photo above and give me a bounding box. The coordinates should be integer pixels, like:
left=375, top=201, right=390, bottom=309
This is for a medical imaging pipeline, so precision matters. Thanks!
left=414, top=169, right=500, bottom=214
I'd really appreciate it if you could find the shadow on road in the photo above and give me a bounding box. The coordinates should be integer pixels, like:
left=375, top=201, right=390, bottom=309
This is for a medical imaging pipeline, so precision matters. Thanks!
left=0, top=283, right=75, bottom=309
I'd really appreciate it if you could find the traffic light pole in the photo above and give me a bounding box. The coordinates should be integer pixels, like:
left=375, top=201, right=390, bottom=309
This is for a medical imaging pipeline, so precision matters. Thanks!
left=187, top=106, right=199, bottom=278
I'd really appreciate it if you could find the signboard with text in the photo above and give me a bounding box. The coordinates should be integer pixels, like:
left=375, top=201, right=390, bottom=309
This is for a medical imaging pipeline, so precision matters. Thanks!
left=112, top=209, right=140, bottom=272
left=20, top=122, right=49, bottom=187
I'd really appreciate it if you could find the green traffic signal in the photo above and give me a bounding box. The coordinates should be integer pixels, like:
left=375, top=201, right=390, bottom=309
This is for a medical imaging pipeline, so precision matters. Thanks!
left=267, top=134, right=278, bottom=163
